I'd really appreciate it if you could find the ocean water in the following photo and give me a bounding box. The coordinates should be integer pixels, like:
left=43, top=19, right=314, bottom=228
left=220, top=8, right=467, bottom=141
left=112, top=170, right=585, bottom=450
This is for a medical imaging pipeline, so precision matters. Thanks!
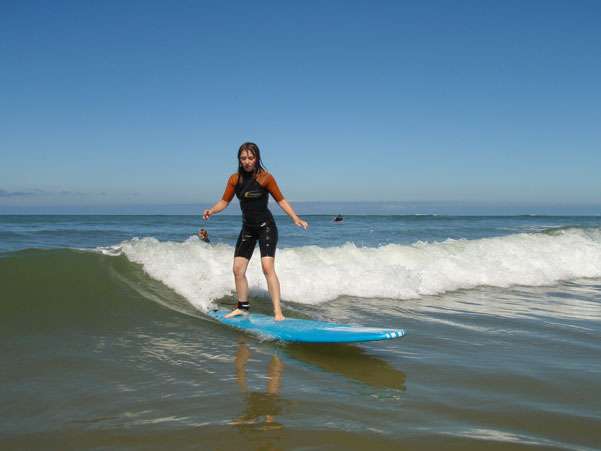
left=1, top=214, right=600, bottom=449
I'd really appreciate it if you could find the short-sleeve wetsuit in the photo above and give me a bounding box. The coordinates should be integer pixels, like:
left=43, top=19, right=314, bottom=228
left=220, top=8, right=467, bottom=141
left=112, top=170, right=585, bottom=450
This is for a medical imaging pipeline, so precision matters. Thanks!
left=221, top=171, right=284, bottom=260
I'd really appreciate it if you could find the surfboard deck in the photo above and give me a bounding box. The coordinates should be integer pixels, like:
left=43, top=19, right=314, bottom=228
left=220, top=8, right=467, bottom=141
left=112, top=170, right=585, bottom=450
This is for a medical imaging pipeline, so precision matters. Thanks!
left=208, top=310, right=406, bottom=343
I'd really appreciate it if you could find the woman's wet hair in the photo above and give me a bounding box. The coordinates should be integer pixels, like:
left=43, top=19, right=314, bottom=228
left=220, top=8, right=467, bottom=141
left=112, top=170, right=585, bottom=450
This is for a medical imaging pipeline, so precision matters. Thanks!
left=237, top=142, right=267, bottom=178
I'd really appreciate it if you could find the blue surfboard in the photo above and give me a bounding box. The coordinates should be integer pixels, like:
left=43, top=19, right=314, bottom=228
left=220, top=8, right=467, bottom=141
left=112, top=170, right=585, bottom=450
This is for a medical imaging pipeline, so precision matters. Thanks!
left=208, top=310, right=406, bottom=343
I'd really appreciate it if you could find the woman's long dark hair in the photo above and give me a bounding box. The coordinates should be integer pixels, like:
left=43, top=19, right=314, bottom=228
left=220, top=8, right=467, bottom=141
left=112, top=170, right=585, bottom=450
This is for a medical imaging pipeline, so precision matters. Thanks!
left=237, top=142, right=267, bottom=181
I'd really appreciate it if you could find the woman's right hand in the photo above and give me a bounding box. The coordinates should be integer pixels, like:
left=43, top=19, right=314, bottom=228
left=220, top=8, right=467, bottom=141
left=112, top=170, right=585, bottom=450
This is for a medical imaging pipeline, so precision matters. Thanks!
left=203, top=200, right=229, bottom=220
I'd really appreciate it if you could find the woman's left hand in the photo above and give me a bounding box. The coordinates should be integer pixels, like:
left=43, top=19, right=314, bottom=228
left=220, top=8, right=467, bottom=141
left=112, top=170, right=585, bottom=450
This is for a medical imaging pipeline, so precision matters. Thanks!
left=294, top=218, right=308, bottom=229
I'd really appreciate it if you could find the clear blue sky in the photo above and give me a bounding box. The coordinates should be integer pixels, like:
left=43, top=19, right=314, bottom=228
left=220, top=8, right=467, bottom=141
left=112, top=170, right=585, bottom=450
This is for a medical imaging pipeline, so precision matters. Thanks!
left=2, top=0, right=600, bottom=214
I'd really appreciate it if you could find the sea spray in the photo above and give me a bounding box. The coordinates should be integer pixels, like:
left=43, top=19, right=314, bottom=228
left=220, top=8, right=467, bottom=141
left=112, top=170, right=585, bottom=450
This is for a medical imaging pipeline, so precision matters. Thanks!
left=116, top=228, right=601, bottom=312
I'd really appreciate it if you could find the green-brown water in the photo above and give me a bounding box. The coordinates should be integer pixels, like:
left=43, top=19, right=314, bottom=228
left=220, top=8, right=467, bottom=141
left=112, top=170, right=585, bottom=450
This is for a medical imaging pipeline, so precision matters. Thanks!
left=1, top=215, right=601, bottom=449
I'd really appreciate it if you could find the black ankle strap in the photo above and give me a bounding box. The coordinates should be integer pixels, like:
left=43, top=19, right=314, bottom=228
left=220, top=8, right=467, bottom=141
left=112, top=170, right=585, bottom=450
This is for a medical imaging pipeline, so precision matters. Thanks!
left=236, top=301, right=250, bottom=311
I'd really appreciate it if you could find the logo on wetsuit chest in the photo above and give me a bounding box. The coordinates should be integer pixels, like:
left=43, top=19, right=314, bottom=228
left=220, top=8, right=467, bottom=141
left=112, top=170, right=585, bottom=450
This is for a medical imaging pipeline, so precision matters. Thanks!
left=244, top=190, right=264, bottom=198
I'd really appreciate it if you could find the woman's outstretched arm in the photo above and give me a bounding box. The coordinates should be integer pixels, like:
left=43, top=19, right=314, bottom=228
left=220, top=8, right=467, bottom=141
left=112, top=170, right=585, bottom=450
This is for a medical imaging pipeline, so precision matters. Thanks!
left=203, top=200, right=230, bottom=220
left=277, top=199, right=308, bottom=229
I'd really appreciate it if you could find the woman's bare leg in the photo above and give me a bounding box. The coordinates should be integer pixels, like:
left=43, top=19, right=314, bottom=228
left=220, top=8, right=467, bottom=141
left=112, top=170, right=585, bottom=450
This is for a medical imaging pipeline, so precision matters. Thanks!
left=226, top=256, right=250, bottom=318
left=261, top=256, right=285, bottom=321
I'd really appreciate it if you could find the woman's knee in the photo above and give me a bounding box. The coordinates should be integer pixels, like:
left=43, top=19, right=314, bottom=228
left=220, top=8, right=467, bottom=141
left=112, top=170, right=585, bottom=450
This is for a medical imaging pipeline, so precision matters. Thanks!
left=261, top=258, right=276, bottom=277
left=233, top=258, right=249, bottom=278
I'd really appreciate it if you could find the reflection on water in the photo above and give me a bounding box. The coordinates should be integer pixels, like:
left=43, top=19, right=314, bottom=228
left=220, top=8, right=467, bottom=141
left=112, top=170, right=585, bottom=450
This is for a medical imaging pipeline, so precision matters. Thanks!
left=232, top=337, right=287, bottom=432
left=229, top=334, right=407, bottom=436
left=284, top=342, right=406, bottom=392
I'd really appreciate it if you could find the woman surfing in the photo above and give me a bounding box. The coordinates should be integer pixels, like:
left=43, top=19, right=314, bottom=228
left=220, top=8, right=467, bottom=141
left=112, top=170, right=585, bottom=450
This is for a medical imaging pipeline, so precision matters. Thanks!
left=203, top=142, right=308, bottom=321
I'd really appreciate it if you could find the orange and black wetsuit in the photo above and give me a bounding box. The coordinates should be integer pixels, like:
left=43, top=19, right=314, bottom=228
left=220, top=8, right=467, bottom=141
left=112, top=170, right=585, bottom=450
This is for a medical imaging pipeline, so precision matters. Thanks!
left=221, top=171, right=284, bottom=261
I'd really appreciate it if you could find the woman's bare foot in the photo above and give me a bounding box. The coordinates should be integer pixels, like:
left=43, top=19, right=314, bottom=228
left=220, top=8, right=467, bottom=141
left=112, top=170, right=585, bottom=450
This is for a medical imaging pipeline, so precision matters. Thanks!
left=274, top=312, right=285, bottom=322
left=225, top=308, right=249, bottom=319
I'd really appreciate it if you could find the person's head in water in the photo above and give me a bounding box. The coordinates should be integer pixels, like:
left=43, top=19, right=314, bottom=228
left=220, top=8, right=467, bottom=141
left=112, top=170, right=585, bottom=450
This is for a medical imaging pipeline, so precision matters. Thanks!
left=237, top=142, right=266, bottom=178
left=199, top=229, right=209, bottom=242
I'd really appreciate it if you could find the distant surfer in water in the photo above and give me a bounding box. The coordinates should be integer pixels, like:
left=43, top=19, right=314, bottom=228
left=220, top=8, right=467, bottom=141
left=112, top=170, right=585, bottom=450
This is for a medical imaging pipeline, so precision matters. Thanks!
left=334, top=214, right=343, bottom=222
left=199, top=229, right=210, bottom=243
left=203, top=142, right=308, bottom=321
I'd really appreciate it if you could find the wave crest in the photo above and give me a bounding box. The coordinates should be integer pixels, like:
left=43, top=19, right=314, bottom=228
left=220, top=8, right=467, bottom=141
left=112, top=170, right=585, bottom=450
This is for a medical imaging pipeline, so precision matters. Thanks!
left=113, top=228, right=601, bottom=311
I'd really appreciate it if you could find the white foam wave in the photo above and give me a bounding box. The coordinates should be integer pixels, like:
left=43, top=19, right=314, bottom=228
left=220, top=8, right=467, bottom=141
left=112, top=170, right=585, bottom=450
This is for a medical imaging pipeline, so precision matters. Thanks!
left=115, top=229, right=601, bottom=312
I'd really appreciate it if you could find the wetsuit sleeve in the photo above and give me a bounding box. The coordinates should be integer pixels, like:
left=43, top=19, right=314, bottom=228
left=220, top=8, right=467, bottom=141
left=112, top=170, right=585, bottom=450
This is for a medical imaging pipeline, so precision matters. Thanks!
left=262, top=173, right=284, bottom=202
left=221, top=174, right=238, bottom=202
